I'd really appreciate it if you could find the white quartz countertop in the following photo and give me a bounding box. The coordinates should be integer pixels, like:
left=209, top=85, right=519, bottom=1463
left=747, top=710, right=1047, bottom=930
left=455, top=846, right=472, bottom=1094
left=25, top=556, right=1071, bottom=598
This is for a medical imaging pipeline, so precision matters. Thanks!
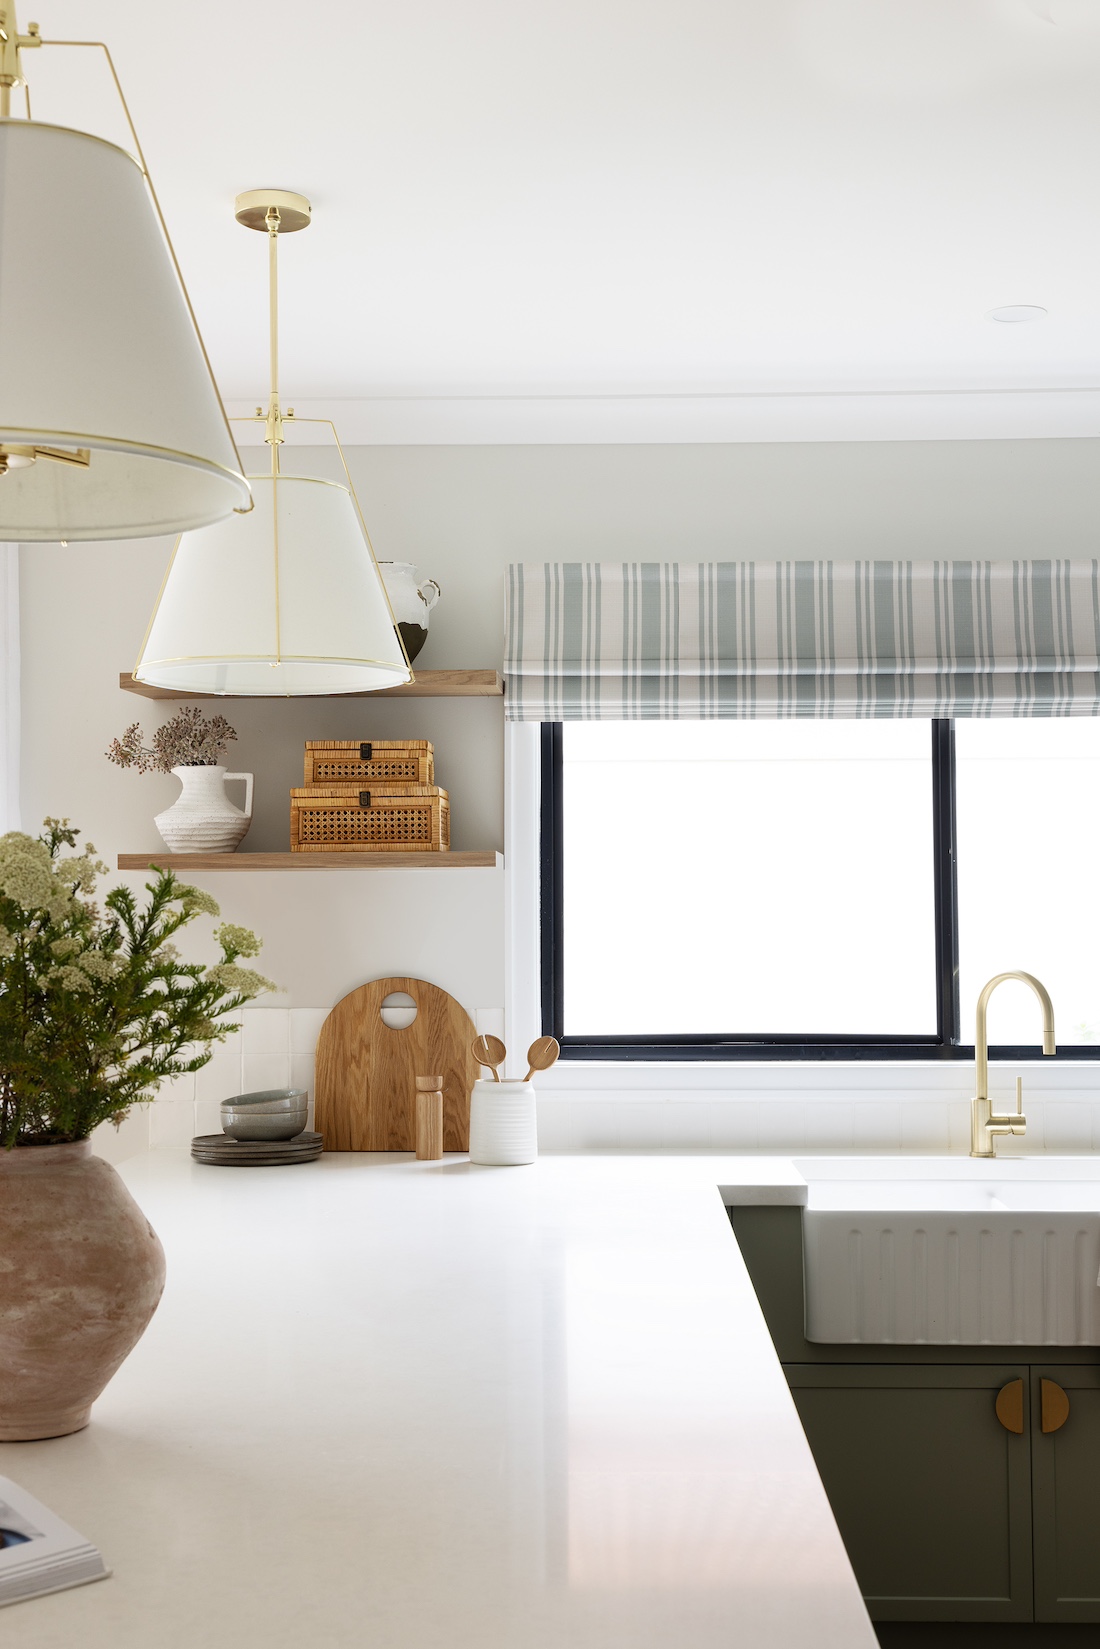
left=0, top=1152, right=875, bottom=1648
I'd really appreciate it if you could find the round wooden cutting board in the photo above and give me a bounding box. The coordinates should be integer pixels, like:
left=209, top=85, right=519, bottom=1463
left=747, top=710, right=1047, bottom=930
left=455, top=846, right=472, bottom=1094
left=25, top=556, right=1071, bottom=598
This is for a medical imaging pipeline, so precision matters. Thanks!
left=313, top=976, right=479, bottom=1152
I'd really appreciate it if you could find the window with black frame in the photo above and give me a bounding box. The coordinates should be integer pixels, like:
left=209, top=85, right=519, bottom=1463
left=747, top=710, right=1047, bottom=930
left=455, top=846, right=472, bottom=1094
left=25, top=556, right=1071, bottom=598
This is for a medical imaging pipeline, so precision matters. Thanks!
left=541, top=717, right=1100, bottom=1061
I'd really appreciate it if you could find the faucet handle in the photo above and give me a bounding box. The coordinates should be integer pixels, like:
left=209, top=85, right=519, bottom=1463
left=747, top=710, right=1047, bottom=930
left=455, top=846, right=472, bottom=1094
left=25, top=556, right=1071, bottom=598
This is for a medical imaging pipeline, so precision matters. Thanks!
left=989, top=1077, right=1028, bottom=1137
left=1009, top=1076, right=1027, bottom=1136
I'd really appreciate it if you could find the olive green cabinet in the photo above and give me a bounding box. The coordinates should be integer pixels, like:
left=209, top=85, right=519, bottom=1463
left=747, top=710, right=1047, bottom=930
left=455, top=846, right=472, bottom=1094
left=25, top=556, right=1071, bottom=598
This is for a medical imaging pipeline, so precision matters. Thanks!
left=727, top=1207, right=1100, bottom=1625
left=1030, top=1366, right=1100, bottom=1622
left=786, top=1364, right=1034, bottom=1622
left=788, top=1363, right=1100, bottom=1624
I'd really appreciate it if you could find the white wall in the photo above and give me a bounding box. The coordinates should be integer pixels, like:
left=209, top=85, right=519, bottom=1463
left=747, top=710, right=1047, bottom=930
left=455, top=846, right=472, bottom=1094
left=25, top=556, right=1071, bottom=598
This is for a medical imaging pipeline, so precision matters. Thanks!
left=19, top=437, right=1100, bottom=1153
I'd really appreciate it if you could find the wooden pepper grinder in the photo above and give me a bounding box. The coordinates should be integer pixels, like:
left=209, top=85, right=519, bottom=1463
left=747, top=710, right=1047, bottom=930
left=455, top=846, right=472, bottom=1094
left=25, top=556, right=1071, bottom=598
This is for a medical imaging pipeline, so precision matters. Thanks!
left=415, top=1075, right=444, bottom=1160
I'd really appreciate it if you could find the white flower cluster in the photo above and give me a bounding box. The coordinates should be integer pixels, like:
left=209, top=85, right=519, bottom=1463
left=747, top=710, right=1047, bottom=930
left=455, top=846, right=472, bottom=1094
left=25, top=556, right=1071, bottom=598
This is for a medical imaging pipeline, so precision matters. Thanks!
left=213, top=922, right=262, bottom=958
left=55, top=844, right=107, bottom=892
left=46, top=964, right=92, bottom=993
left=178, top=885, right=221, bottom=918
left=206, top=961, right=277, bottom=998
left=75, top=953, right=122, bottom=982
left=0, top=833, right=72, bottom=919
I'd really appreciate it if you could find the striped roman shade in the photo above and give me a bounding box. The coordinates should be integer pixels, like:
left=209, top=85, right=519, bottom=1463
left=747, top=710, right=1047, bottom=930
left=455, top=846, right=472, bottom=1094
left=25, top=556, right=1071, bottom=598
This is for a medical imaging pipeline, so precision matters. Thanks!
left=504, top=560, right=1100, bottom=720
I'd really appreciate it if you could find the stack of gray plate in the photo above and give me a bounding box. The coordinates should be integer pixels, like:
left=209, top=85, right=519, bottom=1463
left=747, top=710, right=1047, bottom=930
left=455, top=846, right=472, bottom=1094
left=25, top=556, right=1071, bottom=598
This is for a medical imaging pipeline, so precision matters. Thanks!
left=191, top=1088, right=322, bottom=1166
left=191, top=1131, right=323, bottom=1166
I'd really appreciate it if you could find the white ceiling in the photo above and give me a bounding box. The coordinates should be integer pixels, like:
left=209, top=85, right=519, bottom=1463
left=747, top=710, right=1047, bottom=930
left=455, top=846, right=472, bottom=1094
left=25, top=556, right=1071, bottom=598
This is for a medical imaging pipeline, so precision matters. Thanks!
left=24, top=0, right=1100, bottom=440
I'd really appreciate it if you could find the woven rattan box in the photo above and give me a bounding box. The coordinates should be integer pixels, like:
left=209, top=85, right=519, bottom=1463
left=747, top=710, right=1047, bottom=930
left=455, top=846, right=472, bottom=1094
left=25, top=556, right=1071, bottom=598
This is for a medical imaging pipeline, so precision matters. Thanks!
left=303, top=740, right=434, bottom=786
left=290, top=783, right=450, bottom=852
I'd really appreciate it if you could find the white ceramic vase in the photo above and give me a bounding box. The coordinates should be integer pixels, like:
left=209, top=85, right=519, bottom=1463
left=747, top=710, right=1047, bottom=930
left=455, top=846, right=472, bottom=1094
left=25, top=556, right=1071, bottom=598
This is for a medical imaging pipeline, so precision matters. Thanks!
left=377, top=561, right=440, bottom=663
left=154, top=765, right=254, bottom=854
left=468, top=1079, right=538, bottom=1166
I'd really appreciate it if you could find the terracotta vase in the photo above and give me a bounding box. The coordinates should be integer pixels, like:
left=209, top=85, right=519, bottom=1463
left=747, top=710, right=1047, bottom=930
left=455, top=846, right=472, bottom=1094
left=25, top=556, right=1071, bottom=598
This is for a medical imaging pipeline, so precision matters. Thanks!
left=0, top=1141, right=166, bottom=1441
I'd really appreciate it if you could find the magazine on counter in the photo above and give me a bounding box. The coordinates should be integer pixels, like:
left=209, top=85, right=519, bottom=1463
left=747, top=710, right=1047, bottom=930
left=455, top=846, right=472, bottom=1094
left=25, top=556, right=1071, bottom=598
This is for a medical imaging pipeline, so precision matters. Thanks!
left=0, top=1477, right=109, bottom=1608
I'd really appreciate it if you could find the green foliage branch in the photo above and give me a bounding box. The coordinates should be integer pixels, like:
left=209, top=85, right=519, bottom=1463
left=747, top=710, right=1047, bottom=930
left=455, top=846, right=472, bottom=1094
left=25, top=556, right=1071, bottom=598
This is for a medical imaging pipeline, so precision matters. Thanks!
left=0, top=819, right=275, bottom=1148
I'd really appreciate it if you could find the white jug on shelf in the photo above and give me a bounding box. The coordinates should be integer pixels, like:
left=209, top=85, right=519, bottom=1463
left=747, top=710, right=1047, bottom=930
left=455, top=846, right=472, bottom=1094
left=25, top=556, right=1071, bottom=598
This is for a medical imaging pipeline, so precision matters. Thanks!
left=154, top=766, right=254, bottom=854
left=377, top=561, right=440, bottom=663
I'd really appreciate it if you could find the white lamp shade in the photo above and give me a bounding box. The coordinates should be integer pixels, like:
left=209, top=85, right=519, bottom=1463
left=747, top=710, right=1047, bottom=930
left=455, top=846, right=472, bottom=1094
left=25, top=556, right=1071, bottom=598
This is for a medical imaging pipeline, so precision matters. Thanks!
left=133, top=474, right=413, bottom=695
left=0, top=121, right=250, bottom=540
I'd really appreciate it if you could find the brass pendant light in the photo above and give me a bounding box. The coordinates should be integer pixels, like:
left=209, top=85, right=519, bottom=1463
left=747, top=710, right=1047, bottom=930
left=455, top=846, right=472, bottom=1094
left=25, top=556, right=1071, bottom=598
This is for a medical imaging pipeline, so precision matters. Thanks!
left=132, top=191, right=413, bottom=696
left=0, top=3, right=250, bottom=540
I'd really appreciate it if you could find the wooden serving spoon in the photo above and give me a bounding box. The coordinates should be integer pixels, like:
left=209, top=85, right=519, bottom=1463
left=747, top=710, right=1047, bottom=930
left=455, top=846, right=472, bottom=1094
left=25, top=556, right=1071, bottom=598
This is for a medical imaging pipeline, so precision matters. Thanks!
left=471, top=1034, right=506, bottom=1082
left=524, top=1035, right=560, bottom=1081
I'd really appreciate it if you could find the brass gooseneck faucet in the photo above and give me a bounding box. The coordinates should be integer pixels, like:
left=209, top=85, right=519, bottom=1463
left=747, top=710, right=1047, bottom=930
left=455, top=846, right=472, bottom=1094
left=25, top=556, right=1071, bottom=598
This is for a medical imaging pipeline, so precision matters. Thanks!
left=970, top=971, right=1056, bottom=1158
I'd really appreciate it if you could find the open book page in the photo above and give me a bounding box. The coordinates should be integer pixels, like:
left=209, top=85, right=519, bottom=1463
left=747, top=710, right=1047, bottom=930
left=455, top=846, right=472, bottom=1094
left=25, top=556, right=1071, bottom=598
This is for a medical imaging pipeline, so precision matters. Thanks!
left=0, top=1477, right=108, bottom=1607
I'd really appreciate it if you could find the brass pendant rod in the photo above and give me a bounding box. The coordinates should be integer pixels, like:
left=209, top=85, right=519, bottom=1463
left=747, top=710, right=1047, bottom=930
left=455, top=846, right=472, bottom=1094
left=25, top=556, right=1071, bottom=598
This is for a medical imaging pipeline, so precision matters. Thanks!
left=265, top=207, right=282, bottom=466
left=264, top=207, right=282, bottom=660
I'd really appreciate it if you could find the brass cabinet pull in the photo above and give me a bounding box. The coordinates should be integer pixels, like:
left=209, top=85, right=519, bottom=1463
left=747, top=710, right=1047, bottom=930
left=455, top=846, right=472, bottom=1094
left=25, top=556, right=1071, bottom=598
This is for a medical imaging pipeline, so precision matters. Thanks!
left=1041, top=1378, right=1070, bottom=1434
left=996, top=1379, right=1025, bottom=1434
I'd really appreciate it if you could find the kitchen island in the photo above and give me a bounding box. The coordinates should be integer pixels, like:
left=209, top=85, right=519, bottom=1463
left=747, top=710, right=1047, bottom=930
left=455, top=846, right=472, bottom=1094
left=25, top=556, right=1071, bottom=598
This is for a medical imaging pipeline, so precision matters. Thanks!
left=0, top=1153, right=874, bottom=1648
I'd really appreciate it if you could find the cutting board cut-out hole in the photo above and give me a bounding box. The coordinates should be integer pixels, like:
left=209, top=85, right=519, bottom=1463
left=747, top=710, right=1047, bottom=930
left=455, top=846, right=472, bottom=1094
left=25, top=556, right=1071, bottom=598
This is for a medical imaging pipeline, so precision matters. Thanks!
left=380, top=992, right=418, bottom=1029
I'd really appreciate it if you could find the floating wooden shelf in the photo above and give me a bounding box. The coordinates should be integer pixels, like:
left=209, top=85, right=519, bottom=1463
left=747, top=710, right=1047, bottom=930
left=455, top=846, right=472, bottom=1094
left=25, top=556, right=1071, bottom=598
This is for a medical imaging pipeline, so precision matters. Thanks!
left=117, top=851, right=503, bottom=871
left=119, top=670, right=504, bottom=700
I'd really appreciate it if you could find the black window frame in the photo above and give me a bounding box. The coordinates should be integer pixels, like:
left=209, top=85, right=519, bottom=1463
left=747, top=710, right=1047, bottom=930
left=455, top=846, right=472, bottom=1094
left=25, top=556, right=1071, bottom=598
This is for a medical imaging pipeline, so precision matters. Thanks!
left=540, top=719, right=1100, bottom=1063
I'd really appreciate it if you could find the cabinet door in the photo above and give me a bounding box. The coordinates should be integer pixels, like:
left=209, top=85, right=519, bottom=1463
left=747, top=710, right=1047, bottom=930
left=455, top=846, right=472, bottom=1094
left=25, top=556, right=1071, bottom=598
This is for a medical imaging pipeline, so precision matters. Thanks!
left=1032, top=1365, right=1100, bottom=1623
left=786, top=1364, right=1033, bottom=1622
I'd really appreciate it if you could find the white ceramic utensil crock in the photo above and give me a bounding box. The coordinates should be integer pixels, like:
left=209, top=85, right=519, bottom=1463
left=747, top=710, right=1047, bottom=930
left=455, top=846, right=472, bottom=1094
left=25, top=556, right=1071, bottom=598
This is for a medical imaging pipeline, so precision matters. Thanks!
left=468, top=1079, right=538, bottom=1166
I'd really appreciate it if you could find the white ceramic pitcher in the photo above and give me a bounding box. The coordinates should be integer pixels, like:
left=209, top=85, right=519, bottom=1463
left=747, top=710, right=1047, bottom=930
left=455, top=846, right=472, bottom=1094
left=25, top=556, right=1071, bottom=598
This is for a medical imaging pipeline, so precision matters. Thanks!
left=154, top=765, right=254, bottom=854
left=377, top=561, right=440, bottom=663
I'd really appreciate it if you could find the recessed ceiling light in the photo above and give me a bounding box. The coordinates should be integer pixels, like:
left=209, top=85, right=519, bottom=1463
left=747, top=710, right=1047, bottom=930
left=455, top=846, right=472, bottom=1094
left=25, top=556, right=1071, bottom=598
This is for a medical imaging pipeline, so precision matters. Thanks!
left=987, top=305, right=1048, bottom=323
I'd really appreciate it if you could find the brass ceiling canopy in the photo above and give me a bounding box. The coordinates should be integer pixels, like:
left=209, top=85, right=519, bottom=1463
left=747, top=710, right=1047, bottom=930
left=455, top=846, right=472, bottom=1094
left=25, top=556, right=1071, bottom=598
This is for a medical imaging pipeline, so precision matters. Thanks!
left=234, top=189, right=312, bottom=235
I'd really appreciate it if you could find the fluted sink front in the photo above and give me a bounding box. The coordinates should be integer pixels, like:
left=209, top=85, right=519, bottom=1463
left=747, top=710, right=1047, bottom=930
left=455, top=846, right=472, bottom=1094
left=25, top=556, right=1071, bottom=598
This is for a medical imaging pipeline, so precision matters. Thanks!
left=798, top=1159, right=1100, bottom=1346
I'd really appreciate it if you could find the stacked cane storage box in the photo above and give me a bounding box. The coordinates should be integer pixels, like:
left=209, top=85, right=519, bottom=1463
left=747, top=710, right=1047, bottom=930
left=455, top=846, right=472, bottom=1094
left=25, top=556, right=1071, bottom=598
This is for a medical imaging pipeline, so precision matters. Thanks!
left=291, top=741, right=449, bottom=852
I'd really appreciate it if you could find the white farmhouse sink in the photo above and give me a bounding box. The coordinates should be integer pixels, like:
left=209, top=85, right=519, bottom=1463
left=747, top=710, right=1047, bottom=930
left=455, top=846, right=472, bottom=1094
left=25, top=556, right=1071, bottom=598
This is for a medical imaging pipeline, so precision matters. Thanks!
left=796, top=1157, right=1100, bottom=1347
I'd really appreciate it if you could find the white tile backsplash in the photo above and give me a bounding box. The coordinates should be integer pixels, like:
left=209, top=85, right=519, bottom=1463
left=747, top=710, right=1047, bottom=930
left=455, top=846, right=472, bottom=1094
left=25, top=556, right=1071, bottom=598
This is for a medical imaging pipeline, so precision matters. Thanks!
left=195, top=1037, right=244, bottom=1103
left=289, top=1051, right=315, bottom=1097
left=141, top=1010, right=1100, bottom=1155
left=756, top=1102, right=806, bottom=1151
left=475, top=1007, right=506, bottom=1041
left=148, top=1008, right=327, bottom=1148
left=1037, top=1102, right=1093, bottom=1153
left=241, top=1052, right=292, bottom=1095
left=194, top=1098, right=224, bottom=1138
left=849, top=1101, right=902, bottom=1152
left=91, top=1106, right=152, bottom=1162
left=149, top=1098, right=197, bottom=1148
left=241, top=1008, right=290, bottom=1057
left=805, top=1102, right=857, bottom=1152
left=900, top=1101, right=951, bottom=1152
left=156, top=1073, right=196, bottom=1105
left=290, top=1007, right=328, bottom=1053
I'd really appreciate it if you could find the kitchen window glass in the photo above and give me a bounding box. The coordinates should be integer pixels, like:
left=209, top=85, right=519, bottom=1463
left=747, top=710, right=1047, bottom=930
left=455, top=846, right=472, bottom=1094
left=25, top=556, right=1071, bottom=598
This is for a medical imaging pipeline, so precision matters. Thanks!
left=955, top=720, right=1100, bottom=1048
left=557, top=720, right=937, bottom=1039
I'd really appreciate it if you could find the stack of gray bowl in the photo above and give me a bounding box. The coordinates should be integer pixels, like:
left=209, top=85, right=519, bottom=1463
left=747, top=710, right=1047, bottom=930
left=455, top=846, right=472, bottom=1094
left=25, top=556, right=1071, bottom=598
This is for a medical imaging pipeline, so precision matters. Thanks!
left=220, top=1089, right=309, bottom=1142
